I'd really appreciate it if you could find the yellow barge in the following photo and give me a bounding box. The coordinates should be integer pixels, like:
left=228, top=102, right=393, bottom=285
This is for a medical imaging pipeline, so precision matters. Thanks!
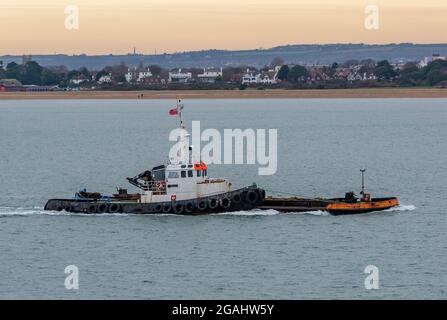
left=258, top=170, right=400, bottom=216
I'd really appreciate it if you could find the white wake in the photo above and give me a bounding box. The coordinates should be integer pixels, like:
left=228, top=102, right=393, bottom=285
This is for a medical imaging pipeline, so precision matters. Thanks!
left=0, top=207, right=128, bottom=217
left=384, top=204, right=416, bottom=212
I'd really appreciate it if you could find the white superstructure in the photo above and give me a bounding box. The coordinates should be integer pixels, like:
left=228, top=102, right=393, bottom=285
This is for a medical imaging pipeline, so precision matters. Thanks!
left=128, top=100, right=231, bottom=203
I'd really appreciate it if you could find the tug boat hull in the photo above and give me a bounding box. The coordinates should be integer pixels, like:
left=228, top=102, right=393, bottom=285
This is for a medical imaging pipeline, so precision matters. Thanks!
left=44, top=186, right=265, bottom=215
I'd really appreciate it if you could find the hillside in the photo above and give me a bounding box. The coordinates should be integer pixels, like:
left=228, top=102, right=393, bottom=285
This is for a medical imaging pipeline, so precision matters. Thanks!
left=1, top=43, right=447, bottom=70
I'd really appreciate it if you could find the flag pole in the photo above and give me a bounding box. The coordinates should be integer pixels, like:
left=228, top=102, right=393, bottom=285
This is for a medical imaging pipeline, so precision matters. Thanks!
left=178, top=98, right=183, bottom=129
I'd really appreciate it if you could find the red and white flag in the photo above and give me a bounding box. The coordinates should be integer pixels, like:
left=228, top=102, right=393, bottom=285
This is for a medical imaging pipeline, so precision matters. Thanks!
left=169, top=108, right=178, bottom=115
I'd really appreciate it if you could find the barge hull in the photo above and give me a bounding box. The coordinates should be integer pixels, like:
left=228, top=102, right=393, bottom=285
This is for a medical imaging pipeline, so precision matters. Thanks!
left=258, top=197, right=399, bottom=215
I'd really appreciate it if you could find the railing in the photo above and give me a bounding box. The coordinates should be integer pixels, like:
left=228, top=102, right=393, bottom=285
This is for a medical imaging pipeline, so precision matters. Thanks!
left=127, top=178, right=167, bottom=194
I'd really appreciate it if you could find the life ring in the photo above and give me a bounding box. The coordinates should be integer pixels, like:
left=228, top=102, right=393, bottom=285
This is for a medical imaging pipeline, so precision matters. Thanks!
left=108, top=203, right=121, bottom=213
left=173, top=203, right=184, bottom=214
left=184, top=202, right=195, bottom=213
left=156, top=181, right=165, bottom=191
left=246, top=190, right=259, bottom=204
left=231, top=193, right=242, bottom=204
left=87, top=204, right=97, bottom=214
left=162, top=203, right=172, bottom=213
left=208, top=198, right=219, bottom=209
left=154, top=204, right=163, bottom=213
left=97, top=203, right=108, bottom=213
left=220, top=197, right=231, bottom=209
left=197, top=200, right=207, bottom=211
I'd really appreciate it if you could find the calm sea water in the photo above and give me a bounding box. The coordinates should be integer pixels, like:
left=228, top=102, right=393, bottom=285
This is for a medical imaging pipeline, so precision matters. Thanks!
left=0, top=98, right=446, bottom=299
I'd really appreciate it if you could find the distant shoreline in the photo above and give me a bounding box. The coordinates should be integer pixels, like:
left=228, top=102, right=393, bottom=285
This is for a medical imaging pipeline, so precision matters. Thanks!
left=1, top=88, right=447, bottom=100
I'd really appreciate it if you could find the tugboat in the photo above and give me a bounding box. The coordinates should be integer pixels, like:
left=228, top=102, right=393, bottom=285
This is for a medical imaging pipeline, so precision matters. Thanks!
left=44, top=100, right=265, bottom=215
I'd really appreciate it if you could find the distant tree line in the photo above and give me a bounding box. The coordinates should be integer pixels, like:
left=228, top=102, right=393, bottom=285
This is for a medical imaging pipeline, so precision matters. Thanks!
left=1, top=58, right=447, bottom=88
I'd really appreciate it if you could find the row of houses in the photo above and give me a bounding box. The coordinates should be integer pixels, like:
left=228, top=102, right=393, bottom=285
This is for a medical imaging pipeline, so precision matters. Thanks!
left=67, top=65, right=378, bottom=87
left=417, top=54, right=447, bottom=68
left=122, top=67, right=224, bottom=85
left=64, top=53, right=447, bottom=87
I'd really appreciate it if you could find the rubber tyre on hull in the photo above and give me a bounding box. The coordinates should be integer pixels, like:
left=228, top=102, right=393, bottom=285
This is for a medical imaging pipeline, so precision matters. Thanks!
left=87, top=204, right=97, bottom=214
left=197, top=200, right=207, bottom=211
left=162, top=204, right=172, bottom=213
left=208, top=198, right=219, bottom=209
left=108, top=203, right=121, bottom=213
left=185, top=202, right=195, bottom=213
left=231, top=193, right=242, bottom=204
left=173, top=203, right=184, bottom=214
left=246, top=190, right=259, bottom=204
left=154, top=204, right=163, bottom=213
left=220, top=198, right=231, bottom=209
left=97, top=203, right=108, bottom=213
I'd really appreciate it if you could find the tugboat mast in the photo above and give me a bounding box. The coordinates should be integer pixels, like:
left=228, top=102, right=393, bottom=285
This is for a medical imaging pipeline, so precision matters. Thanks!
left=177, top=98, right=184, bottom=129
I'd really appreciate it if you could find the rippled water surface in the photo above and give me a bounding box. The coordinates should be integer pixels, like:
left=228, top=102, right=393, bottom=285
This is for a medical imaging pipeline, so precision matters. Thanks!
left=0, top=99, right=446, bottom=299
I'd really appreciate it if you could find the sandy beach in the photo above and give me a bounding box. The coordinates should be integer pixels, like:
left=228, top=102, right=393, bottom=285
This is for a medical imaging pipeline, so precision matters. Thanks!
left=1, top=88, right=447, bottom=100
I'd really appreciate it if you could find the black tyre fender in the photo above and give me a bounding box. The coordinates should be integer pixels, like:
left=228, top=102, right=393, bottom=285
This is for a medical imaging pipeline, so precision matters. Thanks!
left=109, top=203, right=121, bottom=213
left=97, top=203, right=108, bottom=213
left=220, top=197, right=231, bottom=209
left=231, top=193, right=242, bottom=204
left=64, top=205, right=72, bottom=212
left=173, top=203, right=184, bottom=214
left=87, top=204, right=97, bottom=214
left=246, top=190, right=259, bottom=204
left=208, top=198, right=219, bottom=209
left=197, top=200, right=207, bottom=211
left=162, top=203, right=172, bottom=213
left=259, top=189, right=266, bottom=200
left=154, top=203, right=163, bottom=213
left=184, top=202, right=195, bottom=213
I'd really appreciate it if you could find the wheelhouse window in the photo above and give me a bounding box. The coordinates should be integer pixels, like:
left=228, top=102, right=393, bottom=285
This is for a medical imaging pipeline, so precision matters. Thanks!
left=168, top=171, right=179, bottom=179
left=188, top=170, right=193, bottom=177
left=181, top=170, right=187, bottom=178
left=152, top=169, right=165, bottom=181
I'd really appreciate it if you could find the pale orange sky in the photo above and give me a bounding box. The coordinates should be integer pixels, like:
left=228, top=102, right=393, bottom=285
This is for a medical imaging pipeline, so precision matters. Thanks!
left=0, top=0, right=446, bottom=55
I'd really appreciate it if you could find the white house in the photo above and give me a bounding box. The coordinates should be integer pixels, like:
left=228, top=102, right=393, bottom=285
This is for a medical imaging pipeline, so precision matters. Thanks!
left=242, top=67, right=280, bottom=85
left=169, top=69, right=192, bottom=84
left=98, top=73, right=112, bottom=84
left=197, top=67, right=223, bottom=83
left=125, top=67, right=153, bottom=83
left=258, top=67, right=280, bottom=84
left=347, top=73, right=363, bottom=82
left=125, top=69, right=135, bottom=82
left=69, top=75, right=88, bottom=85
left=242, top=69, right=259, bottom=85
left=137, top=68, right=153, bottom=82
